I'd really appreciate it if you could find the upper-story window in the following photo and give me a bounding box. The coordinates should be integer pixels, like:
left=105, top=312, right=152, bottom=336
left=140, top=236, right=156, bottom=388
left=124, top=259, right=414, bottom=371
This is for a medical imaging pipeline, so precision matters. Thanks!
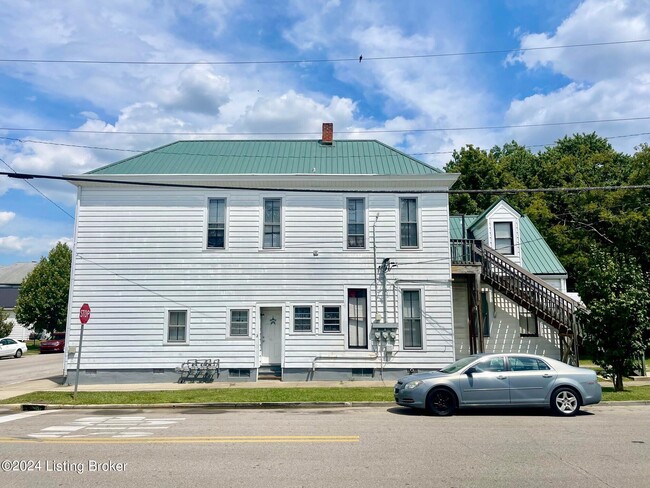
left=347, top=198, right=365, bottom=249
left=400, top=198, right=418, bottom=248
left=207, top=198, right=226, bottom=249
left=263, top=198, right=282, bottom=249
left=494, top=222, right=514, bottom=255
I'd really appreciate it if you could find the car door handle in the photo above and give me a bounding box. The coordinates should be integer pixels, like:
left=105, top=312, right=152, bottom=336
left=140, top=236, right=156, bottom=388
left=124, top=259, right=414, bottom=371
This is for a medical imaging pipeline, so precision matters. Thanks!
left=542, top=374, right=554, bottom=378
left=496, top=375, right=507, bottom=380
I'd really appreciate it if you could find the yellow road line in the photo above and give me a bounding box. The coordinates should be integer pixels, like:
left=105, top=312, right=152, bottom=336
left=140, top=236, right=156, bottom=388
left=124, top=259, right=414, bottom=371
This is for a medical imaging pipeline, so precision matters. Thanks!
left=0, top=435, right=360, bottom=444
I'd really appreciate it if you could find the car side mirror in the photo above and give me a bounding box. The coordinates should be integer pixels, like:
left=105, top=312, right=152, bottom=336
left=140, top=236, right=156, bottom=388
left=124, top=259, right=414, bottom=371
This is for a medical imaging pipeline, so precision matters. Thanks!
left=465, top=367, right=476, bottom=375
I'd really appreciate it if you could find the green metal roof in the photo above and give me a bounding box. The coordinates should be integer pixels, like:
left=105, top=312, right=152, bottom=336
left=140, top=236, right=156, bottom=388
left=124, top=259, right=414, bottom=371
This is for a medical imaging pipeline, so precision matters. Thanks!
left=519, top=216, right=567, bottom=275
left=88, top=140, right=442, bottom=176
left=449, top=215, right=567, bottom=275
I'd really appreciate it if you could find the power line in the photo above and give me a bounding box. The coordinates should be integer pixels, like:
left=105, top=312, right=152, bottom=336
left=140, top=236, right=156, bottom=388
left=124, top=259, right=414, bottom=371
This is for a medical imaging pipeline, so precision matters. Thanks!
left=410, top=132, right=650, bottom=155
left=2, top=115, right=650, bottom=137
left=1, top=38, right=648, bottom=66
left=0, top=157, right=75, bottom=219
left=4, top=130, right=649, bottom=160
left=1, top=170, right=648, bottom=195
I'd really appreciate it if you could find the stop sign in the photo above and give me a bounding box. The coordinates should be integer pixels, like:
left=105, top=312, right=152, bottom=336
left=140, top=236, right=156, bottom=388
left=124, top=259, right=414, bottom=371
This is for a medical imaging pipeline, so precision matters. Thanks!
left=79, top=303, right=91, bottom=325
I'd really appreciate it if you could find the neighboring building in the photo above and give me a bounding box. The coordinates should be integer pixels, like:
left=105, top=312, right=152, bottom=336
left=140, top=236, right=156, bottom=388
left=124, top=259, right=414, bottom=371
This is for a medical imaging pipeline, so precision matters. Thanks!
left=0, top=262, right=37, bottom=340
left=64, top=124, right=580, bottom=384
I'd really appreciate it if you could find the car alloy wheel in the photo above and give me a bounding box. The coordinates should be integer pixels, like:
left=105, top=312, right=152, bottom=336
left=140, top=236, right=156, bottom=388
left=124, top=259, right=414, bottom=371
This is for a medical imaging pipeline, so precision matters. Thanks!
left=552, top=388, right=579, bottom=416
left=427, top=388, right=456, bottom=416
left=15, top=349, right=22, bottom=358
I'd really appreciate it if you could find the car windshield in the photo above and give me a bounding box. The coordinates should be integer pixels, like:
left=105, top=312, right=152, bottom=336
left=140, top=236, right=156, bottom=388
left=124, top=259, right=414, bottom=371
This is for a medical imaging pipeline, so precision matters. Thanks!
left=440, top=356, right=477, bottom=374
left=52, top=333, right=65, bottom=340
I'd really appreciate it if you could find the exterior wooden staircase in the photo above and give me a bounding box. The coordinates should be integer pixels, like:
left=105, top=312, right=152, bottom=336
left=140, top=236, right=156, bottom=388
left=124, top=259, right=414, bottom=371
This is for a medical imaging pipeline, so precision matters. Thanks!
left=451, top=239, right=583, bottom=365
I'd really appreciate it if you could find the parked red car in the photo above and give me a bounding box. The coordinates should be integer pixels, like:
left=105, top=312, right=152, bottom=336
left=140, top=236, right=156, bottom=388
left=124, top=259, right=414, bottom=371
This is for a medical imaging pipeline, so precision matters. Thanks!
left=39, top=332, right=66, bottom=353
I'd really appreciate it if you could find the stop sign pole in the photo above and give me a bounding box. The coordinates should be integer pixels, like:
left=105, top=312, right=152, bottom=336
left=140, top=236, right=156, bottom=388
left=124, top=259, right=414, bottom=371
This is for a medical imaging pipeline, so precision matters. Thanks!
left=73, top=304, right=91, bottom=400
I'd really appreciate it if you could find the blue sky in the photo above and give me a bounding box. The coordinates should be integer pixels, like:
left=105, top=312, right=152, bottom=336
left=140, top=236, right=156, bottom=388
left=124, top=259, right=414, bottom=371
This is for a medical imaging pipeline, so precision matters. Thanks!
left=0, top=0, right=649, bottom=264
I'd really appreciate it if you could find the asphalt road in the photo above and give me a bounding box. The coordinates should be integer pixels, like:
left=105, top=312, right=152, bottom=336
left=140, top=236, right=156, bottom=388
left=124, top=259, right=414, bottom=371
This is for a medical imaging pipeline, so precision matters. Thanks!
left=0, top=404, right=648, bottom=487
left=0, top=353, right=64, bottom=387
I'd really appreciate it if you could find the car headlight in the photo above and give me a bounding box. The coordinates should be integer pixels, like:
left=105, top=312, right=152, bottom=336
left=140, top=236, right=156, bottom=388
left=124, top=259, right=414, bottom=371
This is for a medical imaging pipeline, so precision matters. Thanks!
left=405, top=380, right=423, bottom=390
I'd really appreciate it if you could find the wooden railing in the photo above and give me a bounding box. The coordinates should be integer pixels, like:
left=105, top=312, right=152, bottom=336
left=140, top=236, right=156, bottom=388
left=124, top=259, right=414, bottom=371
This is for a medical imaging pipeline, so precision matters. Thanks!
left=450, top=239, right=583, bottom=363
left=480, top=246, right=582, bottom=336
left=450, top=239, right=483, bottom=265
left=450, top=239, right=582, bottom=335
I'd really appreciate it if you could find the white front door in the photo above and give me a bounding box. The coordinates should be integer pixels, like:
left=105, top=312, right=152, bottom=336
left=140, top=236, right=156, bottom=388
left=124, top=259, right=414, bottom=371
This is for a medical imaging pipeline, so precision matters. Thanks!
left=260, top=307, right=282, bottom=365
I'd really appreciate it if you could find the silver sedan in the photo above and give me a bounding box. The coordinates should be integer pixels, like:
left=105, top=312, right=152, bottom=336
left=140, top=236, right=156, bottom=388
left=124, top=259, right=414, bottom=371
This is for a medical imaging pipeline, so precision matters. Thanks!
left=394, top=353, right=602, bottom=416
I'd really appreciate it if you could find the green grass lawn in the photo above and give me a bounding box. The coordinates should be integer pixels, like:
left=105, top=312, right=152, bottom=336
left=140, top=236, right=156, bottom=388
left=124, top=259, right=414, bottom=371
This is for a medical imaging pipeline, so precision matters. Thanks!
left=0, top=387, right=395, bottom=406
left=25, top=340, right=41, bottom=355
left=1, top=385, right=649, bottom=406
left=579, top=358, right=649, bottom=377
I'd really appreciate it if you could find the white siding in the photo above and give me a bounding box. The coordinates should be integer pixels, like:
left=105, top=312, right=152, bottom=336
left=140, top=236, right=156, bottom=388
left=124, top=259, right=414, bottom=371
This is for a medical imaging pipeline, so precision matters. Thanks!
left=482, top=288, right=561, bottom=359
left=67, top=188, right=455, bottom=372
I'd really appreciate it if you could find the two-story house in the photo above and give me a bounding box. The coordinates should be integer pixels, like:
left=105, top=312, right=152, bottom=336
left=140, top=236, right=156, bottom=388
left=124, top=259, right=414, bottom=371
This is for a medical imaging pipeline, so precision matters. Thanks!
left=64, top=124, right=580, bottom=383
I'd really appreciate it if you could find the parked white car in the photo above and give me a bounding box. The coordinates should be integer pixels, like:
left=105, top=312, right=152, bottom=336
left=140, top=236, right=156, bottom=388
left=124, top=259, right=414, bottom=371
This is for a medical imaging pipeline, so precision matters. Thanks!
left=0, top=337, right=28, bottom=358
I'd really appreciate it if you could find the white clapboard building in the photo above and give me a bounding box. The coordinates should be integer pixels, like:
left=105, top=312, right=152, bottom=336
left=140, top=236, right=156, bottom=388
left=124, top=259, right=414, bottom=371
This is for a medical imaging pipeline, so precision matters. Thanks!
left=64, top=124, right=581, bottom=383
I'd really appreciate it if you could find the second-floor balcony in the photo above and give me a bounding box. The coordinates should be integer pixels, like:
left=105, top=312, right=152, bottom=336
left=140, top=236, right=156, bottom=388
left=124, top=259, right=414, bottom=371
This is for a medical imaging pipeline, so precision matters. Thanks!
left=450, top=239, right=483, bottom=266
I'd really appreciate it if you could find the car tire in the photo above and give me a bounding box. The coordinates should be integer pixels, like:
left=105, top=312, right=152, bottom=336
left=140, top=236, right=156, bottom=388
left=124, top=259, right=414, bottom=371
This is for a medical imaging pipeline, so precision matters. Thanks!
left=15, top=349, right=23, bottom=358
left=426, top=388, right=457, bottom=417
left=551, top=387, right=580, bottom=416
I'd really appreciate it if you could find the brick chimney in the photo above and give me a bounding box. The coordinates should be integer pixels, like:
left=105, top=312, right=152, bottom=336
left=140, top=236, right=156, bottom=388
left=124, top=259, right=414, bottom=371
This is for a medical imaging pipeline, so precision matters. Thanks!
left=321, top=122, right=333, bottom=145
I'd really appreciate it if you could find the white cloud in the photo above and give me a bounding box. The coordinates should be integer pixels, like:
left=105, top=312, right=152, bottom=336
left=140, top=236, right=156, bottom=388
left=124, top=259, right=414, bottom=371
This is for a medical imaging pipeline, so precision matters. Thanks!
left=509, top=0, right=650, bottom=82
left=0, top=211, right=15, bottom=226
left=157, top=65, right=231, bottom=115
left=505, top=0, right=650, bottom=153
left=233, top=90, right=357, bottom=136
left=0, top=235, right=70, bottom=257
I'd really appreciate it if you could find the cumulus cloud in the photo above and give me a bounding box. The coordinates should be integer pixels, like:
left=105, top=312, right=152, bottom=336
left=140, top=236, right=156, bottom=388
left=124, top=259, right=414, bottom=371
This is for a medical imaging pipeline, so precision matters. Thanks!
left=158, top=65, right=231, bottom=115
left=0, top=235, right=70, bottom=256
left=505, top=0, right=650, bottom=153
left=509, top=0, right=650, bottom=82
left=233, top=91, right=357, bottom=136
left=0, top=211, right=15, bottom=226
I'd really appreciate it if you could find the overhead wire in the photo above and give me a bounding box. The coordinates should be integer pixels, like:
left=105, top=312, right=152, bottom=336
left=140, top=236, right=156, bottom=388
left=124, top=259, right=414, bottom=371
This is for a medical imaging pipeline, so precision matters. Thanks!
left=2, top=115, right=650, bottom=136
left=1, top=170, right=649, bottom=195
left=2, top=130, right=649, bottom=161
left=0, top=38, right=648, bottom=66
left=0, top=157, right=75, bottom=219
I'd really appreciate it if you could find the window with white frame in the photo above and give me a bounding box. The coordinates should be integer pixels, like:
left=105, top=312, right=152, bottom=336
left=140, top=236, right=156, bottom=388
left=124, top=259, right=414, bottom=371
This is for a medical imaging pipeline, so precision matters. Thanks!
left=519, top=309, right=538, bottom=337
left=347, top=198, right=365, bottom=248
left=167, top=310, right=187, bottom=342
left=402, top=290, right=422, bottom=349
left=400, top=198, right=418, bottom=248
left=293, top=306, right=312, bottom=332
left=263, top=198, right=282, bottom=249
left=494, top=222, right=514, bottom=255
left=207, top=198, right=226, bottom=249
left=322, top=306, right=341, bottom=333
left=348, top=289, right=368, bottom=348
left=230, top=310, right=249, bottom=336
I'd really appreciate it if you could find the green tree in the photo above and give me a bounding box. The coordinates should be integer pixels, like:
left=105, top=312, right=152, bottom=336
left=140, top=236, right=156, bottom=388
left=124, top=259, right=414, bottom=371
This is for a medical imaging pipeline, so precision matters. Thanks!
left=444, top=144, right=523, bottom=215
left=15, top=242, right=72, bottom=335
left=576, top=247, right=650, bottom=391
left=0, top=307, right=12, bottom=337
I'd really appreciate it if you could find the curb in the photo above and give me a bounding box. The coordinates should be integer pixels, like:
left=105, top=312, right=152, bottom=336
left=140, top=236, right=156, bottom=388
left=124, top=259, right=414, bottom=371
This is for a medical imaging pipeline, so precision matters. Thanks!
left=16, top=401, right=397, bottom=411
left=9, top=400, right=650, bottom=411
